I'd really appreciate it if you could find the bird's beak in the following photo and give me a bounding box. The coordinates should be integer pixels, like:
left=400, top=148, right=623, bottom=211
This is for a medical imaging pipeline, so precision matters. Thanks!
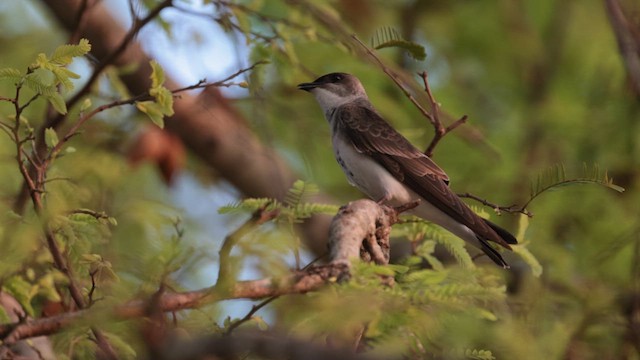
left=297, top=82, right=319, bottom=92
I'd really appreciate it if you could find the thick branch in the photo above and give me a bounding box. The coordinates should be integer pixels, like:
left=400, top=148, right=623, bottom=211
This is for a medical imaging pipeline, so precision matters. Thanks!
left=0, top=266, right=347, bottom=344
left=1, top=199, right=409, bottom=344
left=39, top=0, right=332, bottom=255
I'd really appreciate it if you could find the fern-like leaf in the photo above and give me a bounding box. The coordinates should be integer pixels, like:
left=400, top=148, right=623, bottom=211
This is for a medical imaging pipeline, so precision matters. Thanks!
left=524, top=163, right=624, bottom=209
left=290, top=202, right=339, bottom=220
left=371, top=26, right=426, bottom=61
left=0, top=67, right=22, bottom=83
left=463, top=349, right=496, bottom=360
left=218, top=198, right=280, bottom=214
left=283, top=180, right=318, bottom=208
left=23, top=72, right=57, bottom=97
left=405, top=221, right=476, bottom=269
left=50, top=38, right=91, bottom=65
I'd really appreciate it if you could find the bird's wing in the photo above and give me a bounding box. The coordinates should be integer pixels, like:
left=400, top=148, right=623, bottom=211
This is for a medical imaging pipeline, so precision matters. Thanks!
left=336, top=104, right=513, bottom=249
left=336, top=103, right=450, bottom=183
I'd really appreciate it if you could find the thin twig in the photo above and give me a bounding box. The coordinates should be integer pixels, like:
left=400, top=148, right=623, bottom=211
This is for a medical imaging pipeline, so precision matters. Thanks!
left=68, top=208, right=111, bottom=221
left=351, top=36, right=468, bottom=157
left=418, top=71, right=468, bottom=157
left=458, top=192, right=533, bottom=217
left=88, top=270, right=98, bottom=305
left=351, top=36, right=434, bottom=124
left=224, top=296, right=278, bottom=335
left=172, top=60, right=267, bottom=93
left=223, top=251, right=328, bottom=336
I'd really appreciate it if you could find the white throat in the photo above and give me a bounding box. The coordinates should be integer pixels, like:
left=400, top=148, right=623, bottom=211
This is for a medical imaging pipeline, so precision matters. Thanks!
left=311, top=88, right=366, bottom=118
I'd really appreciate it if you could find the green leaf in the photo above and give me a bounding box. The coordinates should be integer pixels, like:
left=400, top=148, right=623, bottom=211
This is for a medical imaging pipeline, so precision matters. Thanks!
left=3, top=276, right=36, bottom=316
left=44, top=128, right=59, bottom=148
left=0, top=67, right=22, bottom=83
left=136, top=101, right=165, bottom=128
left=525, top=163, right=625, bottom=209
left=218, top=198, right=278, bottom=214
left=387, top=264, right=410, bottom=274
left=50, top=38, right=91, bottom=65
left=37, top=273, right=62, bottom=302
left=33, top=53, right=49, bottom=69
left=284, top=180, right=319, bottom=207
left=24, top=71, right=56, bottom=96
left=403, top=269, right=448, bottom=285
left=45, top=92, right=67, bottom=114
left=150, top=86, right=174, bottom=116
left=49, top=66, right=80, bottom=91
left=251, top=316, right=269, bottom=330
left=463, top=349, right=496, bottom=360
left=371, top=26, right=426, bottom=61
left=149, top=60, right=166, bottom=89
left=140, top=61, right=174, bottom=127
left=79, top=98, right=92, bottom=113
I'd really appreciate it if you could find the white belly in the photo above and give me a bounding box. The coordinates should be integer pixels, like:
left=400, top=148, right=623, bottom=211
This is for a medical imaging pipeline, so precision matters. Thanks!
left=332, top=133, right=412, bottom=204
left=331, top=133, right=481, bottom=249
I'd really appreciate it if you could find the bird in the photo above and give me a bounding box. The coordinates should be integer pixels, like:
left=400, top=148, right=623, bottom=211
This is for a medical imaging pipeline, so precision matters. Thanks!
left=298, top=72, right=517, bottom=268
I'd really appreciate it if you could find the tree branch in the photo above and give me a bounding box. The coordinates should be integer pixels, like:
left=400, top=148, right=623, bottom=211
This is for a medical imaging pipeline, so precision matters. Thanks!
left=457, top=192, right=533, bottom=217
left=1, top=199, right=407, bottom=345
left=418, top=71, right=468, bottom=157
left=0, top=265, right=348, bottom=344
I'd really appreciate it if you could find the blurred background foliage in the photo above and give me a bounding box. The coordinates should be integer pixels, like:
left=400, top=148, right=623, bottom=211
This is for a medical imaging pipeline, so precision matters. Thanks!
left=0, top=0, right=639, bottom=358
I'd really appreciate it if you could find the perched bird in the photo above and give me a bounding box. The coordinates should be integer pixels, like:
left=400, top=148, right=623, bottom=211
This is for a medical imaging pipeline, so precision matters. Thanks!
left=298, top=72, right=517, bottom=268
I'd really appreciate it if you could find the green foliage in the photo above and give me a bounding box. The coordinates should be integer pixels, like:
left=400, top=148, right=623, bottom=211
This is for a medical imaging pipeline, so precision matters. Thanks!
left=0, top=39, right=90, bottom=115
left=135, top=60, right=174, bottom=128
left=219, top=180, right=339, bottom=222
left=0, top=67, right=22, bottom=83
left=396, top=220, right=476, bottom=269
left=371, top=26, right=427, bottom=61
left=44, top=127, right=59, bottom=148
left=525, top=163, right=625, bottom=209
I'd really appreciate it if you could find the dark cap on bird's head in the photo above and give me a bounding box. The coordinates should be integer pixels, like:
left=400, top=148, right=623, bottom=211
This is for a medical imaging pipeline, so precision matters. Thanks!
left=297, top=73, right=367, bottom=110
left=297, top=73, right=365, bottom=96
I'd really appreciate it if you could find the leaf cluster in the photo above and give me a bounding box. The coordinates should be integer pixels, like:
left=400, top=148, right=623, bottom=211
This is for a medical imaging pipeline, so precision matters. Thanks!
left=135, top=60, right=175, bottom=128
left=0, top=38, right=91, bottom=114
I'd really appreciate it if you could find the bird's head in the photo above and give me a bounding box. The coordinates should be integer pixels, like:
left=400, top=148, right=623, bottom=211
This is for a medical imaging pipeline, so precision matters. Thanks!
left=298, top=72, right=368, bottom=111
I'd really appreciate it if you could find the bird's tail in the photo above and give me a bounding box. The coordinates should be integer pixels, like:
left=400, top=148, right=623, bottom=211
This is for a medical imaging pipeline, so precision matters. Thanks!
left=483, top=219, right=518, bottom=247
left=476, top=220, right=518, bottom=268
left=477, top=237, right=510, bottom=269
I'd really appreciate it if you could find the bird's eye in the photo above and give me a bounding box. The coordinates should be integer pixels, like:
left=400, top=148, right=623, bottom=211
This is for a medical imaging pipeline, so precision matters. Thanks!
left=333, top=74, right=343, bottom=82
